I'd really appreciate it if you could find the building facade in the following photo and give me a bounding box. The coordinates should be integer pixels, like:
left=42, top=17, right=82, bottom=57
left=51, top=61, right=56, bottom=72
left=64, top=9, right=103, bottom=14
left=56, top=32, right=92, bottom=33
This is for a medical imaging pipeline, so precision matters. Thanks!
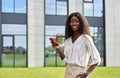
left=0, top=0, right=120, bottom=67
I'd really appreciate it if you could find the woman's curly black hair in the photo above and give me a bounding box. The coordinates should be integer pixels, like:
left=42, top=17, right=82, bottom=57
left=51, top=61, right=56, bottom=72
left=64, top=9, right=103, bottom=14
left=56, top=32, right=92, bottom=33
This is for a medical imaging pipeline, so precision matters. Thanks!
left=65, top=12, right=91, bottom=39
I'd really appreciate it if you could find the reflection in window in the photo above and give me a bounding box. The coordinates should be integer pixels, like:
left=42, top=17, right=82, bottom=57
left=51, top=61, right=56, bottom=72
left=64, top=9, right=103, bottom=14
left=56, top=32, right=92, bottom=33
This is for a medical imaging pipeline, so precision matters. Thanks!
left=93, top=27, right=98, bottom=36
left=15, top=36, right=26, bottom=67
left=45, top=0, right=56, bottom=14
left=3, top=37, right=13, bottom=50
left=91, top=26, right=103, bottom=37
left=2, top=0, right=26, bottom=13
left=90, top=26, right=104, bottom=64
left=45, top=0, right=67, bottom=15
left=46, top=25, right=65, bottom=35
left=90, top=26, right=94, bottom=36
left=84, top=3, right=93, bottom=16
left=45, top=35, right=65, bottom=67
left=84, top=0, right=103, bottom=17
left=45, top=25, right=65, bottom=67
left=57, top=1, right=67, bottom=15
left=15, top=36, right=26, bottom=49
left=84, top=0, right=93, bottom=2
left=90, top=26, right=103, bottom=36
left=15, top=0, right=26, bottom=13
left=2, top=24, right=26, bottom=35
left=94, top=0, right=103, bottom=16
left=2, top=0, right=14, bottom=12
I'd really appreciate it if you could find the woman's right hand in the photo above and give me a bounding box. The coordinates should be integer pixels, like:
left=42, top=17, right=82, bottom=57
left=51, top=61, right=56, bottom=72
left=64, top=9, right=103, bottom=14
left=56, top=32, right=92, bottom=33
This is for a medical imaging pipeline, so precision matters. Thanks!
left=49, top=37, right=60, bottom=49
left=51, top=42, right=60, bottom=49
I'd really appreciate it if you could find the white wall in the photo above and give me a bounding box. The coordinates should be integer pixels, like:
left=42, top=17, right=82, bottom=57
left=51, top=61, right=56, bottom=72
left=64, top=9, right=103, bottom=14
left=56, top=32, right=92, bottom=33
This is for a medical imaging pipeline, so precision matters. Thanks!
left=28, top=0, right=44, bottom=67
left=105, top=0, right=120, bottom=66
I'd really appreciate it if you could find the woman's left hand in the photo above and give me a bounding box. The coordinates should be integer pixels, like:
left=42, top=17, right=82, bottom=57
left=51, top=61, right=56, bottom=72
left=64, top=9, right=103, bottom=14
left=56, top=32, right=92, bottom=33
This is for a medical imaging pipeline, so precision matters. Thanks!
left=76, top=73, right=87, bottom=78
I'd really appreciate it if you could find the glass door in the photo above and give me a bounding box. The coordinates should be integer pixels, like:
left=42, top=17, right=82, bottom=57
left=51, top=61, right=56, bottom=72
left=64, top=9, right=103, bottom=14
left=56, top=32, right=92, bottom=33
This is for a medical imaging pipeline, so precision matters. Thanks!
left=2, top=35, right=15, bottom=67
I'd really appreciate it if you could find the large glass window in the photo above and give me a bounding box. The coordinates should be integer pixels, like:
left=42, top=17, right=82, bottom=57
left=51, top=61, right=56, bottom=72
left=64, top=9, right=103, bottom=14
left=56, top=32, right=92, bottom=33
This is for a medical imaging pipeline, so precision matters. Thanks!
left=84, top=0, right=104, bottom=65
left=45, top=0, right=68, bottom=67
left=15, top=36, right=26, bottom=67
left=45, top=0, right=67, bottom=15
left=2, top=0, right=26, bottom=13
left=1, top=0, right=27, bottom=67
left=45, top=25, right=65, bottom=67
left=90, top=26, right=104, bottom=65
left=2, top=24, right=27, bottom=67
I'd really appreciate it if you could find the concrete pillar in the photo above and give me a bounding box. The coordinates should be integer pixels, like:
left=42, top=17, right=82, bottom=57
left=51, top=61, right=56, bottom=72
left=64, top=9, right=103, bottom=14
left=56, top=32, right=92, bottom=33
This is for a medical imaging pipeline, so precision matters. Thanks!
left=28, top=0, right=44, bottom=67
left=105, top=0, right=120, bottom=66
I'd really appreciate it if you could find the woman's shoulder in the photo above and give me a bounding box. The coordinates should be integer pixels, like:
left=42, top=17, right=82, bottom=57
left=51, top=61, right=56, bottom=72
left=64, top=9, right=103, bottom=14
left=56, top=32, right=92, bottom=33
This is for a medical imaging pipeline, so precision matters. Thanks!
left=82, top=34, right=93, bottom=41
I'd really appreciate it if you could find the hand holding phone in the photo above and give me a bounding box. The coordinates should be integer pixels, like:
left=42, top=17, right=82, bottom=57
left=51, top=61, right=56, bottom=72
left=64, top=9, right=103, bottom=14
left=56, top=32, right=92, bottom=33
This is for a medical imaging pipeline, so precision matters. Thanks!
left=49, top=38, right=59, bottom=46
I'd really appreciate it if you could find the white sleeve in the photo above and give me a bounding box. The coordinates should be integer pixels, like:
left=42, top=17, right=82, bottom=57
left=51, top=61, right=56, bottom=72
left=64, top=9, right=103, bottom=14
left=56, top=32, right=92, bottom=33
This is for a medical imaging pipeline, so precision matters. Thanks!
left=84, top=35, right=101, bottom=65
left=62, top=40, right=67, bottom=64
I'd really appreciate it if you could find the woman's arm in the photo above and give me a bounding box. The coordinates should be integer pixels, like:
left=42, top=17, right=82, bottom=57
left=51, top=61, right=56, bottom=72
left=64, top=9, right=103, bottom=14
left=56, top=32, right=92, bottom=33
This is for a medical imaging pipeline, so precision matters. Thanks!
left=77, top=35, right=101, bottom=78
left=50, top=37, right=65, bottom=60
left=56, top=47, right=65, bottom=60
left=76, top=35, right=101, bottom=78
left=85, top=63, right=98, bottom=76
left=76, top=63, right=98, bottom=78
left=51, top=43, right=65, bottom=60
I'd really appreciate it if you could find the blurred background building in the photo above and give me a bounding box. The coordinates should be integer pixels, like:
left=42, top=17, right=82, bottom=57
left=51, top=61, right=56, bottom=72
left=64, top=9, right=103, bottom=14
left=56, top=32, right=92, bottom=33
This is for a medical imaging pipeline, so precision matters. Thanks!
left=0, top=0, right=120, bottom=67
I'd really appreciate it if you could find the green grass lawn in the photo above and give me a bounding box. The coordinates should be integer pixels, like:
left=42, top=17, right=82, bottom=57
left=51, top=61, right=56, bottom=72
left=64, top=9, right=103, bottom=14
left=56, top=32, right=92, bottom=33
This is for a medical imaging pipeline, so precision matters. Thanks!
left=0, top=67, right=120, bottom=78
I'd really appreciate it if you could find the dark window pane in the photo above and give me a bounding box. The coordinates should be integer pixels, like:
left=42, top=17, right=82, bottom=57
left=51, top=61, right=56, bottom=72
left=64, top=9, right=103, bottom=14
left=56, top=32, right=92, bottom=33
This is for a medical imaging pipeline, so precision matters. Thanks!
left=90, top=26, right=94, bottom=36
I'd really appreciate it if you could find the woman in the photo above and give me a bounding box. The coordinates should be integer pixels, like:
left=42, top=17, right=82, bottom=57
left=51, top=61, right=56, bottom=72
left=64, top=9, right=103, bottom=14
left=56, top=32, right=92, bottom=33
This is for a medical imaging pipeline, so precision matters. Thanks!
left=51, top=12, right=101, bottom=78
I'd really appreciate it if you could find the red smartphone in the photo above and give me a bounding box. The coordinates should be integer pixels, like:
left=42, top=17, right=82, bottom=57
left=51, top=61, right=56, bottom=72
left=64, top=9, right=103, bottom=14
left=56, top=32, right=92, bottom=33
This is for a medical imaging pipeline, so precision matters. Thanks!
left=49, top=38, right=59, bottom=46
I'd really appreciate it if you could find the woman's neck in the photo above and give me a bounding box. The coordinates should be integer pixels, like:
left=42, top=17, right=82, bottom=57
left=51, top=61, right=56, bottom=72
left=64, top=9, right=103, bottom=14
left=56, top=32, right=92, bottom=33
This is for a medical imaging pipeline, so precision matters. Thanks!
left=72, top=31, right=81, bottom=43
left=73, top=31, right=81, bottom=36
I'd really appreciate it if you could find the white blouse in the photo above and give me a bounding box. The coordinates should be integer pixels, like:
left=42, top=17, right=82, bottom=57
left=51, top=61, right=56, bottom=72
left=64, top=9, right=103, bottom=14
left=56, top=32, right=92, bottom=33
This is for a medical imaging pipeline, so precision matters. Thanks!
left=63, top=34, right=101, bottom=67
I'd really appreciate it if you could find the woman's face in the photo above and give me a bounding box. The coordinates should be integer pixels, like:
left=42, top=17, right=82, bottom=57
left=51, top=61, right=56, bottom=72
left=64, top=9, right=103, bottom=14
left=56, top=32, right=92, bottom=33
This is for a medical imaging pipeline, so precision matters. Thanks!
left=70, top=16, right=80, bottom=31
